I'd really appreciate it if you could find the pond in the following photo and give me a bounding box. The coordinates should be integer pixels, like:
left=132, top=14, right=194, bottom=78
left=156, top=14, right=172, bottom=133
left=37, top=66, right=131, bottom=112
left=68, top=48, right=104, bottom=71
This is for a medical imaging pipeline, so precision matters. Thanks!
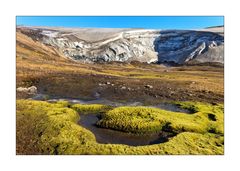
left=32, top=95, right=193, bottom=146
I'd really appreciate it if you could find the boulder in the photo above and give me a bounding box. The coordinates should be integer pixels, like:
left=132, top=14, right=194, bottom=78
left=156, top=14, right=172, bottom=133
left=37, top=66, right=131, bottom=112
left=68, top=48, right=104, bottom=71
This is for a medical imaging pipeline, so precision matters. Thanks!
left=28, top=86, right=37, bottom=94
left=17, top=86, right=37, bottom=94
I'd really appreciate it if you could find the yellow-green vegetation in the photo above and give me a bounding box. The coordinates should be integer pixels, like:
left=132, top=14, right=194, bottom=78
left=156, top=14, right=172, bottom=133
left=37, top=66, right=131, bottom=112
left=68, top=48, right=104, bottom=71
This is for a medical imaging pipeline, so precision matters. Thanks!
left=97, top=102, right=224, bottom=135
left=16, top=100, right=224, bottom=155
left=72, top=103, right=112, bottom=114
left=16, top=100, right=96, bottom=154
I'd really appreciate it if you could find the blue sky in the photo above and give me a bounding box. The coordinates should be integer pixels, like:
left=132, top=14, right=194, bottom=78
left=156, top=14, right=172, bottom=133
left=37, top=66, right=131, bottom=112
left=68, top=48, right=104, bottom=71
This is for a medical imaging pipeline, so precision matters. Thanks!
left=16, top=16, right=224, bottom=29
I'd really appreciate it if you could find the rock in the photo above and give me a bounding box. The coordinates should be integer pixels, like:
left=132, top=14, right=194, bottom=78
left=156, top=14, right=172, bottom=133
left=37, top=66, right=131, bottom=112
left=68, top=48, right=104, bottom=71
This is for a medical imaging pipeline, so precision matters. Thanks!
left=145, top=85, right=153, bottom=89
left=28, top=86, right=37, bottom=94
left=111, top=84, right=114, bottom=86
left=17, top=87, right=28, bottom=93
left=121, top=86, right=126, bottom=90
left=127, top=87, right=131, bottom=91
left=17, top=86, right=37, bottom=94
left=106, top=82, right=111, bottom=85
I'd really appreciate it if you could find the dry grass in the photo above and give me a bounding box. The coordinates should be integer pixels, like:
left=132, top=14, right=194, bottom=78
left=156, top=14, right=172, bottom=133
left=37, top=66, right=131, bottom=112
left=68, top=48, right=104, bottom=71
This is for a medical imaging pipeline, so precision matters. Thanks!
left=16, top=30, right=224, bottom=103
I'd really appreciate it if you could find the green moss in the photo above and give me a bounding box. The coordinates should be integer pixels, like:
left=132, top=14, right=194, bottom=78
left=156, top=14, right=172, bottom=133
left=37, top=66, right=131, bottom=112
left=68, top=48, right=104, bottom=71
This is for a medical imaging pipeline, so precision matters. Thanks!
left=97, top=102, right=223, bottom=135
left=71, top=103, right=112, bottom=114
left=16, top=100, right=96, bottom=154
left=173, top=101, right=224, bottom=134
left=16, top=100, right=224, bottom=155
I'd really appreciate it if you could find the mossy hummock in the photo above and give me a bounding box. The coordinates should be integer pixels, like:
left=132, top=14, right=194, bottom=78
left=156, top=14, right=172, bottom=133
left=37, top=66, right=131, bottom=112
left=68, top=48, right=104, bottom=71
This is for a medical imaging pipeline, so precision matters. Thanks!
left=16, top=100, right=224, bottom=155
left=97, top=102, right=224, bottom=135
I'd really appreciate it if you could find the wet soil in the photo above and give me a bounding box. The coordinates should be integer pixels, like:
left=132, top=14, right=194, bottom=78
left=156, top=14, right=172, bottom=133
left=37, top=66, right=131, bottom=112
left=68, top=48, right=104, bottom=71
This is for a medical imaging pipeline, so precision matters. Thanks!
left=44, top=96, right=193, bottom=114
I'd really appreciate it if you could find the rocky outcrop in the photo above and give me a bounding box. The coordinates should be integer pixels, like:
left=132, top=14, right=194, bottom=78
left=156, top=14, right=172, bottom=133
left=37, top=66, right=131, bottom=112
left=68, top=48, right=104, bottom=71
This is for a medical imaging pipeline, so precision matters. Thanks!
left=17, top=26, right=224, bottom=64
left=154, top=30, right=224, bottom=64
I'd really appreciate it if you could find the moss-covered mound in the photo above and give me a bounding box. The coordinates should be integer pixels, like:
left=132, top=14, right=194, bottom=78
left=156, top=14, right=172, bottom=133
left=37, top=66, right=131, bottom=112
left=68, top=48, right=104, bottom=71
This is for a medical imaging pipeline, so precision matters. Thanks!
left=16, top=100, right=224, bottom=155
left=71, top=103, right=112, bottom=114
left=97, top=102, right=224, bottom=135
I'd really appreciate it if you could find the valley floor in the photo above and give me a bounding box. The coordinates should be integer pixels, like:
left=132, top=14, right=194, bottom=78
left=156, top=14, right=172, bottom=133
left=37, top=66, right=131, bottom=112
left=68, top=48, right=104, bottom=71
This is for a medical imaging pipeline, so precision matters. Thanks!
left=17, top=59, right=224, bottom=104
left=16, top=31, right=224, bottom=154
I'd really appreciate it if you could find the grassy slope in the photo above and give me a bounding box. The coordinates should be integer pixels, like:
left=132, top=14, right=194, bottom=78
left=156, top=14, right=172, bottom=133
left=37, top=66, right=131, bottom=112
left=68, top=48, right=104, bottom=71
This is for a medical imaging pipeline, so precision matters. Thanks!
left=16, top=100, right=223, bottom=155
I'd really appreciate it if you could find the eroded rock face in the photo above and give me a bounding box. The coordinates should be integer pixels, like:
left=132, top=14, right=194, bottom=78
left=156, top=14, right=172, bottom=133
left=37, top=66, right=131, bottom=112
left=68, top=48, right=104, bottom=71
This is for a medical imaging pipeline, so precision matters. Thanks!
left=17, top=26, right=224, bottom=64
left=154, top=30, right=224, bottom=64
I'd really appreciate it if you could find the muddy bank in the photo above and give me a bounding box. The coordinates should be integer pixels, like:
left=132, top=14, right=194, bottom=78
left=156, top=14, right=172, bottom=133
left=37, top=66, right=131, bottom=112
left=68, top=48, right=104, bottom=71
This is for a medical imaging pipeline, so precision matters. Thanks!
left=79, top=114, right=176, bottom=146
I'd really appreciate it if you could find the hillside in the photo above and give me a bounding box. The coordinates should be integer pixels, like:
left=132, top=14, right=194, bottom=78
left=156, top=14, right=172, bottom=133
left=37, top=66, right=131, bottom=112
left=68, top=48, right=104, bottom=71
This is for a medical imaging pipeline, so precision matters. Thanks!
left=16, top=28, right=223, bottom=103
left=17, top=26, right=224, bottom=64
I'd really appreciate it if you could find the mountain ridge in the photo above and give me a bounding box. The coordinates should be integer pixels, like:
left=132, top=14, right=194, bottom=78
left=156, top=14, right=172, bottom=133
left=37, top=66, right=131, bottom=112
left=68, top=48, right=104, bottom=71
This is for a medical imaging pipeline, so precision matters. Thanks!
left=17, top=26, right=224, bottom=65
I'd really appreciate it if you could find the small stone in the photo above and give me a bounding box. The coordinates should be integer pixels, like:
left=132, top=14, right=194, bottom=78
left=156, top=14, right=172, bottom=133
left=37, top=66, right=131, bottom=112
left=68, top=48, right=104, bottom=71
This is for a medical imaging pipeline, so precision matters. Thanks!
left=145, top=85, right=153, bottom=89
left=121, top=86, right=126, bottom=90
left=106, top=82, right=111, bottom=85
left=111, top=84, right=114, bottom=86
